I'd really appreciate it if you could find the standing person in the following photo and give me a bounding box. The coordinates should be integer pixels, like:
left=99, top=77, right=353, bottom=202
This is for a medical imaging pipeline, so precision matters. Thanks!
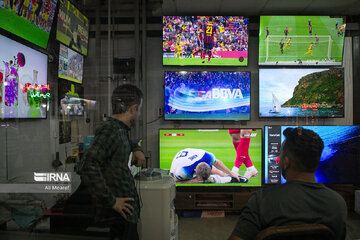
left=202, top=16, right=217, bottom=63
left=228, top=127, right=347, bottom=240
left=280, top=39, right=284, bottom=54
left=229, top=129, right=258, bottom=179
left=284, top=27, right=289, bottom=39
left=266, top=27, right=269, bottom=38
left=305, top=42, right=314, bottom=56
left=79, top=84, right=145, bottom=240
left=309, top=25, right=313, bottom=36
left=308, top=18, right=312, bottom=27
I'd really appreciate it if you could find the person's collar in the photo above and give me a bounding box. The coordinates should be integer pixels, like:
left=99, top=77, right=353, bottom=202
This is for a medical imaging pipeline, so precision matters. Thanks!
left=108, top=117, right=130, bottom=130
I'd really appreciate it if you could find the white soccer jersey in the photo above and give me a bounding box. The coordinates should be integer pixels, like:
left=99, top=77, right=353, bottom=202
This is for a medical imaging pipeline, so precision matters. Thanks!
left=170, top=148, right=215, bottom=181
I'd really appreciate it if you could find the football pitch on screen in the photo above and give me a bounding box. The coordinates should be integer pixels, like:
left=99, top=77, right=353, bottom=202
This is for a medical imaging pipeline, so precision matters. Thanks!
left=159, top=130, right=262, bottom=186
left=259, top=16, right=344, bottom=65
left=0, top=8, right=49, bottom=48
left=163, top=57, right=248, bottom=66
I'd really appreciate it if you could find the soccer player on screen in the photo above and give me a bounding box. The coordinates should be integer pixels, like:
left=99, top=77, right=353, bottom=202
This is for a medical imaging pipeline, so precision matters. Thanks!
left=315, top=34, right=319, bottom=45
left=280, top=39, right=284, bottom=54
left=305, top=42, right=314, bottom=55
left=229, top=129, right=258, bottom=179
left=284, top=37, right=291, bottom=50
left=284, top=27, right=289, bottom=39
left=202, top=16, right=217, bottom=63
left=266, top=27, right=269, bottom=38
left=169, top=148, right=248, bottom=184
left=309, top=25, right=313, bottom=36
left=308, top=19, right=312, bottom=27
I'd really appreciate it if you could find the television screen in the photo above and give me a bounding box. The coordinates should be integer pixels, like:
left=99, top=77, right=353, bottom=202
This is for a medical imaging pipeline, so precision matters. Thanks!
left=165, top=71, right=250, bottom=121
left=159, top=129, right=262, bottom=186
left=58, top=78, right=84, bottom=116
left=264, top=126, right=360, bottom=184
left=0, top=0, right=58, bottom=49
left=0, top=34, right=48, bottom=119
left=58, top=43, right=83, bottom=83
left=56, top=0, right=89, bottom=56
left=259, top=68, right=344, bottom=118
left=259, top=16, right=345, bottom=65
left=163, top=16, right=248, bottom=66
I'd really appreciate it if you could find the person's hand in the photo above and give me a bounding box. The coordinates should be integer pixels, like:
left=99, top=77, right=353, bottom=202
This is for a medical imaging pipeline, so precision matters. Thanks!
left=132, top=150, right=145, bottom=167
left=229, top=171, right=240, bottom=182
left=112, top=197, right=134, bottom=219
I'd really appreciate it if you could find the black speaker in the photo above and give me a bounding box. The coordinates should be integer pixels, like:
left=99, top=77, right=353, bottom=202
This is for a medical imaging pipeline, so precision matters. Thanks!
left=113, top=58, right=135, bottom=74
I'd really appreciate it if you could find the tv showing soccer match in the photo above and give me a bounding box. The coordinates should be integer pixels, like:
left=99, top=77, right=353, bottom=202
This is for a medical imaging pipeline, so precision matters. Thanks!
left=159, top=129, right=262, bottom=186
left=56, top=0, right=89, bottom=56
left=0, top=34, right=49, bottom=119
left=0, top=0, right=58, bottom=49
left=165, top=71, right=251, bottom=121
left=259, top=16, right=345, bottom=65
left=259, top=68, right=344, bottom=118
left=264, top=126, right=360, bottom=184
left=58, top=43, right=83, bottom=83
left=163, top=16, right=248, bottom=66
left=58, top=78, right=84, bottom=116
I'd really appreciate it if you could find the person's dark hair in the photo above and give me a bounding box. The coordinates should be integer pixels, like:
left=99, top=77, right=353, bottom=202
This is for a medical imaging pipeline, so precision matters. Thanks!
left=282, top=127, right=324, bottom=172
left=111, top=84, right=143, bottom=114
left=209, top=16, right=213, bottom=22
left=196, top=162, right=211, bottom=181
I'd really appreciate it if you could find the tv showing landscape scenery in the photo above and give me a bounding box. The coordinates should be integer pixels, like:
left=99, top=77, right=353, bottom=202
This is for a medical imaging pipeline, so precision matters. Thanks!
left=259, top=16, right=345, bottom=65
left=259, top=68, right=344, bottom=118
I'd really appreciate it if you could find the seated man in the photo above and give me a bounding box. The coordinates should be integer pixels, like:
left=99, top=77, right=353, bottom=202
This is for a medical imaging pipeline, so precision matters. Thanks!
left=229, top=127, right=347, bottom=240
left=170, top=148, right=248, bottom=184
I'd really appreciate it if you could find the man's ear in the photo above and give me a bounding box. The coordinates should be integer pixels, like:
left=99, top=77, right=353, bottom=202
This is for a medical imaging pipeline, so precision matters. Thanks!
left=129, top=104, right=138, bottom=113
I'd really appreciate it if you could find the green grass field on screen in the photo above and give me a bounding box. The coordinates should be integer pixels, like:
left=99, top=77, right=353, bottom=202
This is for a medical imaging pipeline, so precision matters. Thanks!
left=259, top=16, right=344, bottom=65
left=159, top=129, right=262, bottom=187
left=163, top=57, right=248, bottom=66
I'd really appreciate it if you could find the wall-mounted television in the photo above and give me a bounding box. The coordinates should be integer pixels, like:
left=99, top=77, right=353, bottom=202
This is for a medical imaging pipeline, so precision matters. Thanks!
left=56, top=0, right=89, bottom=56
left=165, top=71, right=250, bottom=121
left=0, top=34, right=48, bottom=119
left=259, top=68, right=344, bottom=118
left=0, top=0, right=58, bottom=49
left=163, top=16, right=248, bottom=66
left=259, top=16, right=345, bottom=65
left=159, top=129, right=262, bottom=187
left=58, top=78, right=84, bottom=116
left=264, top=125, right=360, bottom=184
left=58, top=43, right=83, bottom=83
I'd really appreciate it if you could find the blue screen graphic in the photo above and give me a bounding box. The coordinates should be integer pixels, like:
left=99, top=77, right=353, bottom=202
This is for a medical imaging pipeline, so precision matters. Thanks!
left=164, top=71, right=250, bottom=120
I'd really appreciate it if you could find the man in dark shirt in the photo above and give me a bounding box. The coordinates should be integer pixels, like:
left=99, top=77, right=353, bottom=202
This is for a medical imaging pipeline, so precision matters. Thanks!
left=80, top=84, right=145, bottom=240
left=229, top=127, right=347, bottom=240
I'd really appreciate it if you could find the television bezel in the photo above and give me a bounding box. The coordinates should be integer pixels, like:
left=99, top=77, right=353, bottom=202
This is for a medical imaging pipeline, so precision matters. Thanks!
left=164, top=71, right=252, bottom=121
left=263, top=125, right=360, bottom=185
left=158, top=128, right=264, bottom=190
left=258, top=67, right=345, bottom=119
left=257, top=15, right=346, bottom=67
left=162, top=15, right=250, bottom=67
left=0, top=33, right=49, bottom=119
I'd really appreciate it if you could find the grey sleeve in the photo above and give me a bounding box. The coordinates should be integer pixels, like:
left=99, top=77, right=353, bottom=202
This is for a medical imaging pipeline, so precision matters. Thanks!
left=232, top=192, right=262, bottom=240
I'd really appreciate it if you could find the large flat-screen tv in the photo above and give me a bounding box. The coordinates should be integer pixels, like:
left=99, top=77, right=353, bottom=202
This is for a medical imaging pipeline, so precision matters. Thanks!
left=58, top=78, right=84, bottom=116
left=58, top=43, right=83, bottom=83
left=0, top=0, right=58, bottom=49
left=259, top=68, right=344, bottom=118
left=165, top=71, right=251, bottom=121
left=264, top=126, right=360, bottom=184
left=0, top=34, right=48, bottom=119
left=259, top=16, right=345, bottom=65
left=159, top=129, right=262, bottom=187
left=163, top=16, right=248, bottom=66
left=56, top=0, right=89, bottom=56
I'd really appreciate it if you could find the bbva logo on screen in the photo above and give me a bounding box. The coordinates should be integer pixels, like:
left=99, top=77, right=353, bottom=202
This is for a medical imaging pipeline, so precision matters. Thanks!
left=34, top=172, right=71, bottom=182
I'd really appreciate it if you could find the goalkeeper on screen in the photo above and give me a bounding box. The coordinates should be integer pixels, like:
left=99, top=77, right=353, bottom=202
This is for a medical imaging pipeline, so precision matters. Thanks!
left=305, top=42, right=314, bottom=56
left=284, top=37, right=291, bottom=50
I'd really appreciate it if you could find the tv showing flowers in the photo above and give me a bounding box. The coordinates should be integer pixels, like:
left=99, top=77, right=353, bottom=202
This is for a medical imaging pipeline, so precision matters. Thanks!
left=0, top=34, right=48, bottom=119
